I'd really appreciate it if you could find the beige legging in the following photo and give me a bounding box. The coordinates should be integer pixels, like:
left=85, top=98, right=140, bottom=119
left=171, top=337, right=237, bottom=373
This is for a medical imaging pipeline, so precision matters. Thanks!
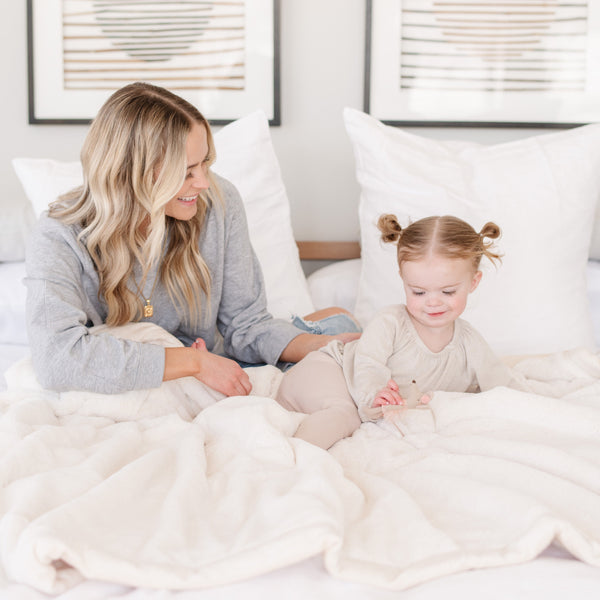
left=275, top=350, right=361, bottom=450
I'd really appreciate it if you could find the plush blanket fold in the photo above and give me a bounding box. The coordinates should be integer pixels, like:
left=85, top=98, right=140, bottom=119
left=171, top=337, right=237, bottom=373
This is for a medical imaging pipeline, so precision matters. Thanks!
left=0, top=323, right=599, bottom=594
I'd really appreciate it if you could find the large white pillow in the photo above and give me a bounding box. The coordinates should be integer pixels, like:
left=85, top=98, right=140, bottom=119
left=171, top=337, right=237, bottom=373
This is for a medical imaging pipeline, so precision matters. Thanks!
left=12, top=111, right=314, bottom=321
left=344, top=107, right=600, bottom=356
left=0, top=262, right=28, bottom=345
left=0, top=201, right=35, bottom=263
left=12, top=158, right=83, bottom=219
left=307, top=258, right=361, bottom=315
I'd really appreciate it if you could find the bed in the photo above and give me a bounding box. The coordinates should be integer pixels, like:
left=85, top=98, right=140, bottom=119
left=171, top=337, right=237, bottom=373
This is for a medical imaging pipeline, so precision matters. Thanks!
left=1, top=109, right=600, bottom=598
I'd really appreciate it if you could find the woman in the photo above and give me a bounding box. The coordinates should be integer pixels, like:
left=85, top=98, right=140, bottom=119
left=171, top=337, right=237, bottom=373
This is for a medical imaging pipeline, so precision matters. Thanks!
left=25, top=82, right=359, bottom=396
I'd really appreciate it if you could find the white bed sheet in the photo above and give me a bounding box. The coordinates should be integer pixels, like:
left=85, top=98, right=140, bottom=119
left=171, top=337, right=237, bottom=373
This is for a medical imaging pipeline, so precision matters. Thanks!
left=1, top=261, right=600, bottom=598
left=587, top=260, right=600, bottom=344
left=1, top=549, right=599, bottom=600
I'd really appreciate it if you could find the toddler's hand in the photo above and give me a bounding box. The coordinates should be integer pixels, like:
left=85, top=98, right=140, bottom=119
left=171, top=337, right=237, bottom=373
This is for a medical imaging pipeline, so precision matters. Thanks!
left=372, top=379, right=404, bottom=407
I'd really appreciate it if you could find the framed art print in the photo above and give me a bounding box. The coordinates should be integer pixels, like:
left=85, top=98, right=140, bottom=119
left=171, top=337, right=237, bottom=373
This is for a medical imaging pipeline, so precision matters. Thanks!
left=365, top=0, right=600, bottom=127
left=27, top=0, right=280, bottom=125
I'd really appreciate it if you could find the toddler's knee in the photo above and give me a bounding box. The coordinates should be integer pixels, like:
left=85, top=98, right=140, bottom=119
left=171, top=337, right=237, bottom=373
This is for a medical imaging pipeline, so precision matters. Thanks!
left=331, top=403, right=362, bottom=437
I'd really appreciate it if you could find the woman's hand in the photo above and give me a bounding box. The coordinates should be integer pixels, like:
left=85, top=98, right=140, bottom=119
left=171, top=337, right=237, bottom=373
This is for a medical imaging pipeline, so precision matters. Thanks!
left=163, top=341, right=251, bottom=397
left=372, top=379, right=404, bottom=407
left=191, top=338, right=252, bottom=396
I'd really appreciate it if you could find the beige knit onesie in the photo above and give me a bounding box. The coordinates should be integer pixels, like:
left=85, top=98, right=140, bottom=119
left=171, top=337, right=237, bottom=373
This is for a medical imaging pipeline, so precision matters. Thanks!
left=276, top=304, right=515, bottom=449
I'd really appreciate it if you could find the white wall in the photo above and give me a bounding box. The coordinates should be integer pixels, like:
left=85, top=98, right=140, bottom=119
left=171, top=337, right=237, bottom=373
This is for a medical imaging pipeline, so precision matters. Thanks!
left=1, top=0, right=544, bottom=246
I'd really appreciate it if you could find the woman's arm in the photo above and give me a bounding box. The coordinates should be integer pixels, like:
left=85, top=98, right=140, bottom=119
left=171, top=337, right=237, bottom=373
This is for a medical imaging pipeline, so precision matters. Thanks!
left=207, top=180, right=303, bottom=364
left=212, top=180, right=362, bottom=366
left=278, top=330, right=360, bottom=363
left=25, top=215, right=166, bottom=393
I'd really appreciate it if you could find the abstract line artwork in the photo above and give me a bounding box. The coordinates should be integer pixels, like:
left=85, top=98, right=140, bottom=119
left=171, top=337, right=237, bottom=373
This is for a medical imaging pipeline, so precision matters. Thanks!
left=62, top=0, right=245, bottom=92
left=365, top=0, right=600, bottom=127
left=28, top=0, right=279, bottom=124
left=398, top=0, right=588, bottom=93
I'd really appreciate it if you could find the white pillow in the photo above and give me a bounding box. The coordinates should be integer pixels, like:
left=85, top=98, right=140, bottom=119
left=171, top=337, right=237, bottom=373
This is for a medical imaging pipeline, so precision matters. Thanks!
left=0, top=262, right=28, bottom=345
left=11, top=111, right=314, bottom=321
left=0, top=201, right=35, bottom=263
left=307, top=259, right=361, bottom=315
left=344, top=107, right=600, bottom=356
left=12, top=158, right=83, bottom=219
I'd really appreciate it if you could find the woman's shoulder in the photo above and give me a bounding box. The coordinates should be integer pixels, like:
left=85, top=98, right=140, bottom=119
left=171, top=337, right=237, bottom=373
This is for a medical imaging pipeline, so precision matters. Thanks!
left=30, top=211, right=82, bottom=247
left=209, top=172, right=250, bottom=226
left=26, top=212, right=90, bottom=273
left=211, top=172, right=242, bottom=206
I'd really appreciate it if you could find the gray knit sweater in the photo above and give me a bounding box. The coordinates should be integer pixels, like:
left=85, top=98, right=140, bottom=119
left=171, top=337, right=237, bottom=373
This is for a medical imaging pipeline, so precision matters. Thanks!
left=25, top=176, right=301, bottom=393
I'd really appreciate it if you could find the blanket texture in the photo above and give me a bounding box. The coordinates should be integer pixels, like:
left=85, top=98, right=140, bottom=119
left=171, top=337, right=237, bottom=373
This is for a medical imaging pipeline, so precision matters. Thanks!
left=0, top=323, right=599, bottom=594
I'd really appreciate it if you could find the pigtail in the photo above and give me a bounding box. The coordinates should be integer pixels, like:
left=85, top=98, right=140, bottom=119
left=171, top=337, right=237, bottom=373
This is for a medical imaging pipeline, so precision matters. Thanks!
left=479, top=221, right=501, bottom=240
left=479, top=221, right=502, bottom=265
left=377, top=214, right=403, bottom=244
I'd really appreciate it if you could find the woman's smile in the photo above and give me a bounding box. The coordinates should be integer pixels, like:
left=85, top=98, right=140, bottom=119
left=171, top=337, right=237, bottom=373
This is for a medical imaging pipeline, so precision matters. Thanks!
left=177, top=194, right=198, bottom=204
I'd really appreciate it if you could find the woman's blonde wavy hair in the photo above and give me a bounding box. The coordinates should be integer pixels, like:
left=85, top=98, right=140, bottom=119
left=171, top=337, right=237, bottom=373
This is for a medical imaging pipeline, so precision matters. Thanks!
left=377, top=214, right=502, bottom=271
left=49, top=82, right=219, bottom=327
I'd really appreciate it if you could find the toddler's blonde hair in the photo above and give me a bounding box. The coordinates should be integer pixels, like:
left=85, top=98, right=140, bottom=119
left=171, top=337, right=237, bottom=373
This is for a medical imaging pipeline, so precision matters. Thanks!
left=377, top=214, right=502, bottom=271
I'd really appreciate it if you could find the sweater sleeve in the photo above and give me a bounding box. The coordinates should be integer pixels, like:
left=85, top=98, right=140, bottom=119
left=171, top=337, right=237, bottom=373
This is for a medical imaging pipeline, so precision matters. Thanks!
left=344, top=309, right=400, bottom=419
left=212, top=180, right=301, bottom=365
left=466, top=325, right=515, bottom=392
left=25, top=215, right=165, bottom=393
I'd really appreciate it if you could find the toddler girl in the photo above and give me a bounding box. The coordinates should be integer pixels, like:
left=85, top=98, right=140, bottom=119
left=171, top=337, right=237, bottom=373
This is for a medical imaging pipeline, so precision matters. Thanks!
left=275, top=214, right=517, bottom=449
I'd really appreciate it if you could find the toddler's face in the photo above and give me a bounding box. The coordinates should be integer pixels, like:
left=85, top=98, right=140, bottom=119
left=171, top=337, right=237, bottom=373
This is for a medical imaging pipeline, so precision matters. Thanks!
left=400, top=254, right=481, bottom=331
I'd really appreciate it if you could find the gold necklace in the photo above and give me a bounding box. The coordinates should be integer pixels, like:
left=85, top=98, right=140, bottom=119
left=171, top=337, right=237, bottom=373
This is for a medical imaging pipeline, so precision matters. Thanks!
left=133, top=266, right=160, bottom=318
left=133, top=236, right=168, bottom=318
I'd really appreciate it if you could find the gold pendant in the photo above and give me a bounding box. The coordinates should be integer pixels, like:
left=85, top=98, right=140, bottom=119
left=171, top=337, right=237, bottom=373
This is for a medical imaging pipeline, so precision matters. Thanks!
left=143, top=300, right=154, bottom=318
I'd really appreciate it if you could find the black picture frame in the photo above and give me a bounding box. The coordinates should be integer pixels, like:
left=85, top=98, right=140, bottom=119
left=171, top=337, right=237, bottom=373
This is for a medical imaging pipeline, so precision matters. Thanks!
left=28, top=0, right=281, bottom=126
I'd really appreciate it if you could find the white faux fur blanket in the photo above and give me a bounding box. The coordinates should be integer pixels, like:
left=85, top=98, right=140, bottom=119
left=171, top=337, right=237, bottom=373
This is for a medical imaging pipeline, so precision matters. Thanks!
left=0, top=323, right=599, bottom=594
